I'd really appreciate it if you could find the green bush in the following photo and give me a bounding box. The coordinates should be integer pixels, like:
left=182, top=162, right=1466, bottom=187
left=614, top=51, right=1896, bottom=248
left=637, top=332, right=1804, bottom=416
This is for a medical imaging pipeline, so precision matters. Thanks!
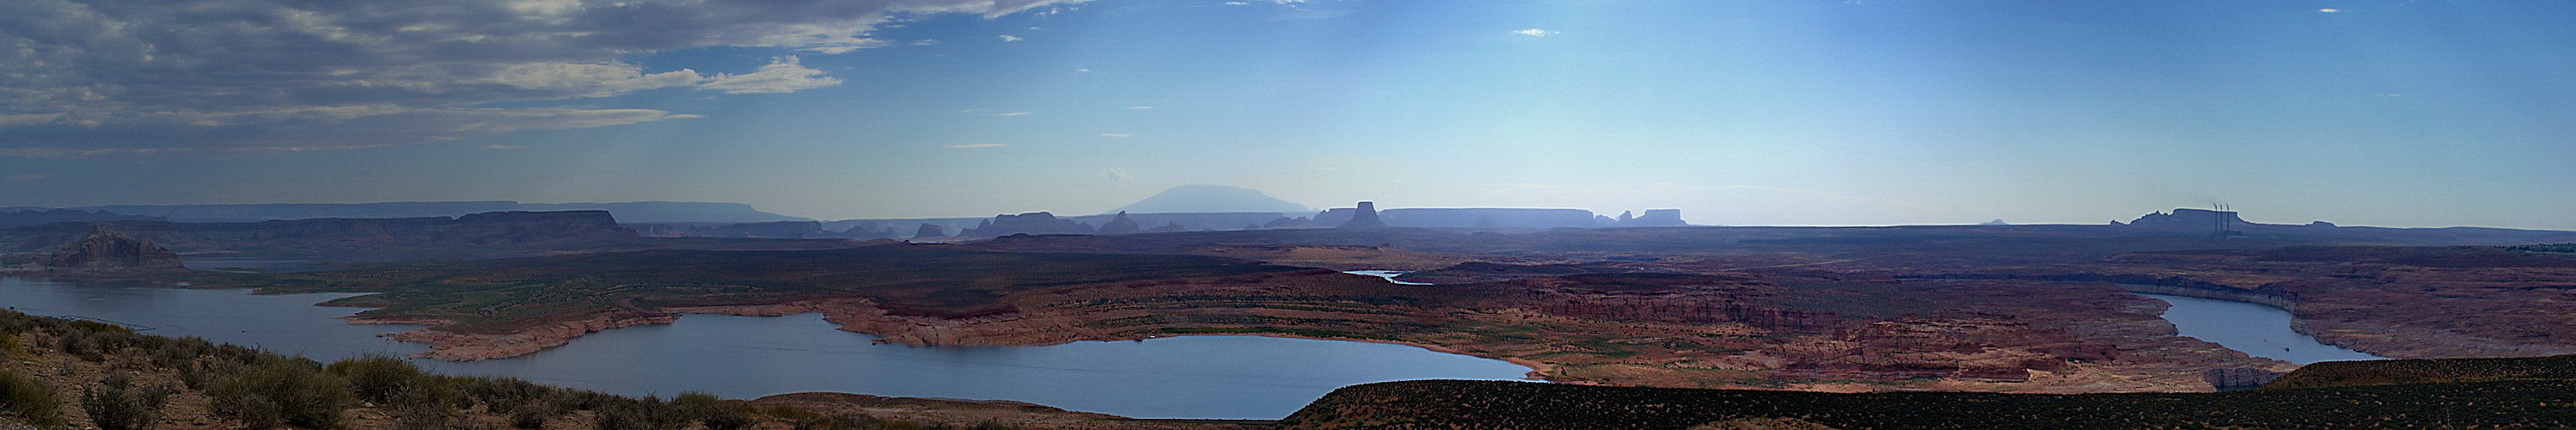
left=0, top=371, right=64, bottom=427
left=673, top=391, right=756, bottom=430
left=80, top=384, right=171, bottom=430
left=327, top=353, right=457, bottom=408
left=454, top=376, right=553, bottom=415
left=55, top=329, right=102, bottom=361
left=593, top=396, right=692, bottom=430
left=0, top=333, right=21, bottom=359
left=207, top=359, right=351, bottom=429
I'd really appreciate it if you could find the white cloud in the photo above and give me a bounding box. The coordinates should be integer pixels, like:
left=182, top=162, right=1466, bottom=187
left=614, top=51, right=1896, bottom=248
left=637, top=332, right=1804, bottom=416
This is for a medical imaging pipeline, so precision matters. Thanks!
left=1100, top=133, right=1131, bottom=138
left=0, top=0, right=1091, bottom=156
left=486, top=63, right=707, bottom=98
left=999, top=34, right=1025, bottom=42
left=1104, top=168, right=1130, bottom=182
left=1511, top=28, right=1559, bottom=37
left=2318, top=8, right=2340, bottom=13
left=949, top=144, right=1007, bottom=149
left=1074, top=68, right=1093, bottom=73
left=698, top=57, right=844, bottom=95
left=0, top=114, right=63, bottom=127
left=0, top=107, right=699, bottom=157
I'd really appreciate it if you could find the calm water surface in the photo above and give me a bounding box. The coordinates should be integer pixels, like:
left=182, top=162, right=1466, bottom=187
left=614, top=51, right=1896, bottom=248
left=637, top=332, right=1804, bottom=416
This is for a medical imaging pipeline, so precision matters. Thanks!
left=0, top=277, right=1530, bottom=419
left=2136, top=292, right=2386, bottom=364
left=1340, top=270, right=1433, bottom=285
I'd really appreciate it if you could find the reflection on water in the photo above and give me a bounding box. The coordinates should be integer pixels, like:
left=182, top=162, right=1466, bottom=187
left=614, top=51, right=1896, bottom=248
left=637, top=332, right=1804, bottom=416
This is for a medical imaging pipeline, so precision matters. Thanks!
left=0, top=277, right=1528, bottom=419
left=2137, top=292, right=2386, bottom=364
left=1341, top=270, right=1434, bottom=286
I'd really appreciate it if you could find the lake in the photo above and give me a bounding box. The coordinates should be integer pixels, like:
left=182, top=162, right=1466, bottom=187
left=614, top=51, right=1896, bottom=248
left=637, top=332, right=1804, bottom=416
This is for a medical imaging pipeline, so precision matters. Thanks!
left=0, top=276, right=1531, bottom=419
left=1341, top=270, right=1433, bottom=285
left=2135, top=292, right=2387, bottom=364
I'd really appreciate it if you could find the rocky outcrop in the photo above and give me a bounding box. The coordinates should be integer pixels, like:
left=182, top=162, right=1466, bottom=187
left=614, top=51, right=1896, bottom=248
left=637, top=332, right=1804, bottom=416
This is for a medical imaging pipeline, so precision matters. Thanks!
left=835, top=222, right=897, bottom=240
left=913, top=223, right=947, bottom=238
left=68, top=200, right=805, bottom=224
left=217, top=210, right=633, bottom=245
left=1380, top=208, right=1598, bottom=229
left=44, top=226, right=186, bottom=271
left=1263, top=216, right=1327, bottom=229
left=958, top=212, right=1092, bottom=236
left=1147, top=222, right=1189, bottom=233
left=1614, top=209, right=1687, bottom=227
left=1337, top=201, right=1388, bottom=230
left=1095, top=212, right=1142, bottom=234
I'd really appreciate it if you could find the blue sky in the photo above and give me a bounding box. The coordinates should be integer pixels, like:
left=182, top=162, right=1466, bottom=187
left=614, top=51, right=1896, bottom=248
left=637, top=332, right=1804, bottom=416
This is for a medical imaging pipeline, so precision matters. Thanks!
left=3, top=0, right=2572, bottom=229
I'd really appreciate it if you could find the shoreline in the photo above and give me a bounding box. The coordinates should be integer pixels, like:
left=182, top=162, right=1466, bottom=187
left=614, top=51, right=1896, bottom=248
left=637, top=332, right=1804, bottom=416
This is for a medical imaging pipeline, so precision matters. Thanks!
left=353, top=303, right=1557, bottom=382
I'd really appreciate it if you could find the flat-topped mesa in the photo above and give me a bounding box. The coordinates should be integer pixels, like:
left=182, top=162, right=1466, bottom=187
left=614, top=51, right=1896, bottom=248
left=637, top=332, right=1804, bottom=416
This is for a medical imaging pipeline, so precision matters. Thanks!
left=236, top=210, right=633, bottom=245
left=45, top=226, right=186, bottom=272
left=1613, top=209, right=1687, bottom=227
left=958, top=212, right=1092, bottom=236
left=0, top=209, right=162, bottom=226
left=425, top=210, right=634, bottom=243
left=1337, top=201, right=1390, bottom=230
left=2121, top=208, right=2332, bottom=236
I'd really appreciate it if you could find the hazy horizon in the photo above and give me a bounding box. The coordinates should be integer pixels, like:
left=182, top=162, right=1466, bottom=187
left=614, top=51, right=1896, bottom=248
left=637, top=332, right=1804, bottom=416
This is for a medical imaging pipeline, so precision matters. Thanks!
left=5, top=1, right=2573, bottom=230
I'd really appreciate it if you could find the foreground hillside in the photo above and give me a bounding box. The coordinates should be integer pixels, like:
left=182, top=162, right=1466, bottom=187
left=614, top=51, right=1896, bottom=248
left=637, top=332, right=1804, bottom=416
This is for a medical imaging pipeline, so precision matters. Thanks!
left=1277, top=353, right=2576, bottom=429
left=0, top=309, right=1229, bottom=429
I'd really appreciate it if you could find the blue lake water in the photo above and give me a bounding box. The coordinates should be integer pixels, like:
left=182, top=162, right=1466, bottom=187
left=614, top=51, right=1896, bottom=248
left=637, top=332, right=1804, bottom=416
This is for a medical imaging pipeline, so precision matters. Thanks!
left=2136, top=292, right=2387, bottom=364
left=0, top=276, right=1531, bottom=419
left=1340, top=270, right=1433, bottom=285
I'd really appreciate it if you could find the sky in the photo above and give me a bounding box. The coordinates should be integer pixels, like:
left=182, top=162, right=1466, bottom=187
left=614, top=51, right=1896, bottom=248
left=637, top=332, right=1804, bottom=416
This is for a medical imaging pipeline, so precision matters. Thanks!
left=2, top=0, right=2573, bottom=229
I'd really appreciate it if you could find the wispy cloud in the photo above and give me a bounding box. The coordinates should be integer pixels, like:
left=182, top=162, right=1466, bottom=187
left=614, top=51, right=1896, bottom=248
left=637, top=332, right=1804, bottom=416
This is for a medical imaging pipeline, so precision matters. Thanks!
left=0, top=0, right=1088, bottom=157
left=999, top=34, right=1025, bottom=42
left=1100, top=133, right=1132, bottom=138
left=484, top=145, right=529, bottom=150
left=1511, top=28, right=1559, bottom=37
left=1124, top=106, right=1154, bottom=110
left=697, top=57, right=844, bottom=95
left=2318, top=8, right=2341, bottom=13
left=1074, top=68, right=1093, bottom=73
left=961, top=109, right=1033, bottom=116
left=1104, top=168, right=1130, bottom=182
left=948, top=144, right=1007, bottom=149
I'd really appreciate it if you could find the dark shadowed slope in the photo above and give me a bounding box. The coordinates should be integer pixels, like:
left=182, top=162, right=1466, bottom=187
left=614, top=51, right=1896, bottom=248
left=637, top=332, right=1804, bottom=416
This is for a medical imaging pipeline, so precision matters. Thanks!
left=1280, top=367, right=2576, bottom=429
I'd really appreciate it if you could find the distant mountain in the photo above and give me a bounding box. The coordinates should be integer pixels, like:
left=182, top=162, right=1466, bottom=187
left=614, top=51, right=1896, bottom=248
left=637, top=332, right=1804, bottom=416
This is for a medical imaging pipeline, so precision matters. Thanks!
left=0, top=209, right=162, bottom=226
left=56, top=201, right=805, bottom=224
left=1112, top=185, right=1310, bottom=215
